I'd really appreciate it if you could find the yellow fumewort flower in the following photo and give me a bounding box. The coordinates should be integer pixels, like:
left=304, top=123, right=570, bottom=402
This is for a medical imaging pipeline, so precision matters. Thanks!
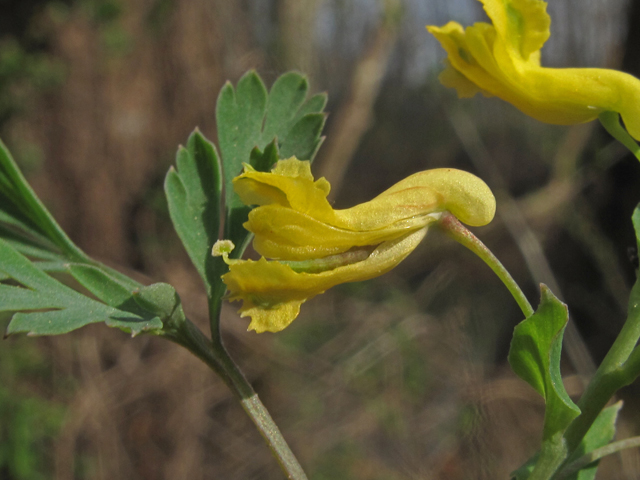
left=427, top=0, right=640, bottom=140
left=213, top=157, right=496, bottom=333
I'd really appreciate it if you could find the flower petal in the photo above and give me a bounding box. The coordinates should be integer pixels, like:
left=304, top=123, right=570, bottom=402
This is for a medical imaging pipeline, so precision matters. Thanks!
left=223, top=228, right=429, bottom=332
left=242, top=166, right=495, bottom=260
left=439, top=59, right=484, bottom=98
left=246, top=204, right=434, bottom=260
left=237, top=158, right=496, bottom=232
left=428, top=0, right=640, bottom=140
left=480, top=0, right=550, bottom=61
left=427, top=22, right=508, bottom=99
left=338, top=168, right=496, bottom=228
left=233, top=158, right=336, bottom=223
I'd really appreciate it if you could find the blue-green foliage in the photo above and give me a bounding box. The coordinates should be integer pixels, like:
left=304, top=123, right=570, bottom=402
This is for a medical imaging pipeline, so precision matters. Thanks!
left=164, top=130, right=222, bottom=294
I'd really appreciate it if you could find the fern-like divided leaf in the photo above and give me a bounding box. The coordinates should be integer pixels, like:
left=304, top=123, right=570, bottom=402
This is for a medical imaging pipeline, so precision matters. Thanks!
left=2, top=238, right=161, bottom=337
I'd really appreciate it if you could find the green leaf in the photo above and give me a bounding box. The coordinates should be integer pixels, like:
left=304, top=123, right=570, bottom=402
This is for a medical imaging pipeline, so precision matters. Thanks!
left=67, top=263, right=149, bottom=318
left=294, top=92, right=329, bottom=121
left=250, top=139, right=280, bottom=174
left=508, top=285, right=581, bottom=440
left=0, top=224, right=62, bottom=261
left=132, top=282, right=186, bottom=330
left=216, top=71, right=268, bottom=207
left=1, top=239, right=161, bottom=337
left=164, top=129, right=222, bottom=292
left=512, top=402, right=622, bottom=480
left=278, top=112, right=326, bottom=161
left=261, top=72, right=311, bottom=144
left=564, top=401, right=622, bottom=480
left=0, top=138, right=86, bottom=261
left=216, top=70, right=326, bottom=250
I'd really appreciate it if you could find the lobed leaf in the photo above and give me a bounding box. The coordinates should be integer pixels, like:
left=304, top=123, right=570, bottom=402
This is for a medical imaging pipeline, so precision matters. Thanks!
left=2, top=239, right=161, bottom=337
left=511, top=402, right=622, bottom=480
left=164, top=129, right=223, bottom=292
left=508, top=285, right=581, bottom=440
left=68, top=264, right=135, bottom=306
left=278, top=112, right=326, bottom=161
left=564, top=402, right=622, bottom=480
left=216, top=71, right=268, bottom=211
left=261, top=72, right=311, bottom=144
left=250, top=139, right=280, bottom=174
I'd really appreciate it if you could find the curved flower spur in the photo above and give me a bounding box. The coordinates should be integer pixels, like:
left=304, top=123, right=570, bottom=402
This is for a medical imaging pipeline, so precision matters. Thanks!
left=213, top=158, right=496, bottom=333
left=427, top=0, right=640, bottom=142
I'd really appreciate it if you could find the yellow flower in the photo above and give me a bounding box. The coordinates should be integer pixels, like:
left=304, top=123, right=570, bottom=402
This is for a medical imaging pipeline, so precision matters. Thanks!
left=214, top=158, right=496, bottom=333
left=427, top=0, right=640, bottom=141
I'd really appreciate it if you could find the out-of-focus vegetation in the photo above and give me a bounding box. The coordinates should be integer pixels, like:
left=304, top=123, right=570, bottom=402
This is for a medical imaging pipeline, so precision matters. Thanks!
left=2, top=0, right=640, bottom=478
left=0, top=314, right=66, bottom=480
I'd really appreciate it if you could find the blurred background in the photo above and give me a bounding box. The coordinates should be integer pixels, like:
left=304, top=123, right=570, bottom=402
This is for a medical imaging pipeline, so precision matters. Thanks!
left=2, top=0, right=640, bottom=478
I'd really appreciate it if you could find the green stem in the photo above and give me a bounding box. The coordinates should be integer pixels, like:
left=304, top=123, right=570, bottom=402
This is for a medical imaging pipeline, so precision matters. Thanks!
left=562, top=279, right=640, bottom=456
left=203, top=237, right=306, bottom=475
left=598, top=111, right=640, bottom=162
left=207, top=256, right=229, bottom=344
left=165, top=319, right=308, bottom=480
left=438, top=212, right=534, bottom=318
left=529, top=436, right=569, bottom=480
left=621, top=343, right=640, bottom=383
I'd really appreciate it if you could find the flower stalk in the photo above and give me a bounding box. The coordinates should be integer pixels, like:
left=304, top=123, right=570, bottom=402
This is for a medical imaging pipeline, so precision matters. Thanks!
left=599, top=111, right=640, bottom=162
left=437, top=212, right=534, bottom=318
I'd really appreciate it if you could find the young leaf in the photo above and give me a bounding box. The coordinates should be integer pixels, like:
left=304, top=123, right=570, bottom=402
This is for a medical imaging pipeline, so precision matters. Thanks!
left=216, top=70, right=327, bottom=251
left=511, top=403, right=622, bottom=480
left=250, top=139, right=280, bottom=174
left=508, top=285, right=581, bottom=440
left=1, top=239, right=161, bottom=337
left=563, top=401, right=622, bottom=480
left=164, top=129, right=223, bottom=292
left=0, top=138, right=86, bottom=261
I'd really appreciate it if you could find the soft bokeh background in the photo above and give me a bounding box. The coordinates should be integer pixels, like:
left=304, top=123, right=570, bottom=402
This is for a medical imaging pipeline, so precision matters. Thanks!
left=2, top=0, right=640, bottom=478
